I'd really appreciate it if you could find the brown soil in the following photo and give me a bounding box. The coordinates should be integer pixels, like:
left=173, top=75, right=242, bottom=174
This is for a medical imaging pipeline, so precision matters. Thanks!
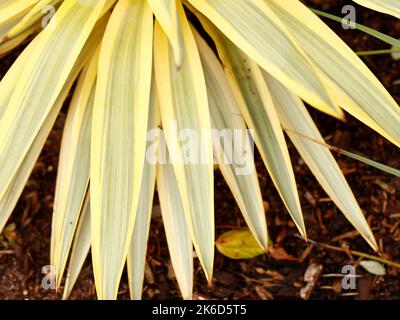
left=0, top=0, right=400, bottom=300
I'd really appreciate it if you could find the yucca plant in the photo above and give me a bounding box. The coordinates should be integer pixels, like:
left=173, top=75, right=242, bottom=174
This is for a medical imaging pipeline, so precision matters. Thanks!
left=0, top=0, right=400, bottom=300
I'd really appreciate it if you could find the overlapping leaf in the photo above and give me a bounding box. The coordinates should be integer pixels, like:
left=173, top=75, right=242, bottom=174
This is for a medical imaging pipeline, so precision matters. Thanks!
left=147, top=0, right=183, bottom=67
left=266, top=0, right=400, bottom=148
left=157, top=157, right=193, bottom=300
left=62, top=194, right=91, bottom=300
left=196, top=21, right=306, bottom=237
left=2, top=0, right=60, bottom=41
left=90, top=0, right=153, bottom=299
left=126, top=80, right=159, bottom=300
left=51, top=47, right=99, bottom=287
left=354, top=0, right=400, bottom=19
left=264, top=72, right=377, bottom=250
left=153, top=1, right=214, bottom=283
left=0, top=15, right=107, bottom=232
left=0, top=0, right=107, bottom=205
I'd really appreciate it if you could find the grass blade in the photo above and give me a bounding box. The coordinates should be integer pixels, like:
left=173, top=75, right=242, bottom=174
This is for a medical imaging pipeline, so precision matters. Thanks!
left=52, top=47, right=98, bottom=287
left=197, top=24, right=306, bottom=238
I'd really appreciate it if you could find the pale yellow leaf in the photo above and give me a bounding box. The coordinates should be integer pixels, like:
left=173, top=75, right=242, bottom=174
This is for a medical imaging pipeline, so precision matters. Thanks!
left=354, top=0, right=400, bottom=19
left=360, top=260, right=386, bottom=275
left=52, top=47, right=99, bottom=287
left=147, top=0, right=183, bottom=67
left=193, top=27, right=268, bottom=249
left=0, top=16, right=107, bottom=232
left=197, top=24, right=305, bottom=237
left=90, top=0, right=153, bottom=299
left=0, top=0, right=107, bottom=203
left=0, top=0, right=39, bottom=26
left=62, top=193, right=91, bottom=300
left=153, top=1, right=214, bottom=283
left=0, top=24, right=39, bottom=57
left=157, top=158, right=193, bottom=300
left=186, top=0, right=340, bottom=117
left=266, top=0, right=400, bottom=148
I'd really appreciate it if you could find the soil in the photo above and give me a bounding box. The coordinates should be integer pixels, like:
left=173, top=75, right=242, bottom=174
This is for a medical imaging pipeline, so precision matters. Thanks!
left=0, top=0, right=400, bottom=300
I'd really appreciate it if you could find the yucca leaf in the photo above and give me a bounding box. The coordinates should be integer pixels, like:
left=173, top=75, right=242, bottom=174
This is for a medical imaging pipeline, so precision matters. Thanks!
left=2, top=0, right=60, bottom=41
left=153, top=1, right=214, bottom=283
left=266, top=0, right=400, bottom=148
left=264, top=73, right=378, bottom=250
left=0, top=16, right=107, bottom=232
left=216, top=229, right=265, bottom=260
left=337, top=150, right=400, bottom=178
left=197, top=23, right=306, bottom=238
left=62, top=194, right=91, bottom=300
left=0, top=75, right=62, bottom=232
left=313, top=10, right=400, bottom=49
left=353, top=0, right=400, bottom=19
left=90, top=0, right=153, bottom=299
left=126, top=79, right=159, bottom=300
left=0, top=41, right=32, bottom=120
left=51, top=48, right=98, bottom=288
left=193, top=28, right=268, bottom=250
left=0, top=0, right=38, bottom=26
left=0, top=0, right=107, bottom=204
left=147, top=0, right=183, bottom=67
left=157, top=159, right=193, bottom=300
left=356, top=49, right=400, bottom=56
left=286, top=131, right=400, bottom=179
left=186, top=0, right=341, bottom=117
left=0, top=0, right=113, bottom=54
left=0, top=15, right=21, bottom=37
left=0, top=23, right=39, bottom=57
